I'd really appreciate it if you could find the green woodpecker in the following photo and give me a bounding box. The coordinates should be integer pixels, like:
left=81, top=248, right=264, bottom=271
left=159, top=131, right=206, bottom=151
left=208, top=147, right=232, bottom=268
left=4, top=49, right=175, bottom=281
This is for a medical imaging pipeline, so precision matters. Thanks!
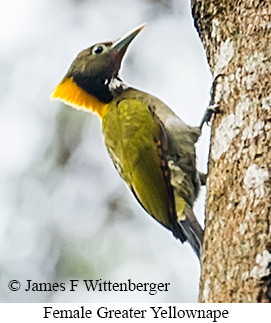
left=51, top=24, right=208, bottom=259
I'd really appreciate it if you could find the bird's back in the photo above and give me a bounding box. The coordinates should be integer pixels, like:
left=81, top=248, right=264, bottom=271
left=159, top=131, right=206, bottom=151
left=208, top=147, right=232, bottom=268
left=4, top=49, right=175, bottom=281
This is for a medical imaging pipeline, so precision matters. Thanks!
left=109, top=87, right=201, bottom=205
left=102, top=88, right=201, bottom=237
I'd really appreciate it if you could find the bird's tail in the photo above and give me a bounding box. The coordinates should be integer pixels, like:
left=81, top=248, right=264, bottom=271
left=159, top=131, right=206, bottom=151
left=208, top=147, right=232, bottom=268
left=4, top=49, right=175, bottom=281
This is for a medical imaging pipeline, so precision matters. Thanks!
left=177, top=207, right=204, bottom=259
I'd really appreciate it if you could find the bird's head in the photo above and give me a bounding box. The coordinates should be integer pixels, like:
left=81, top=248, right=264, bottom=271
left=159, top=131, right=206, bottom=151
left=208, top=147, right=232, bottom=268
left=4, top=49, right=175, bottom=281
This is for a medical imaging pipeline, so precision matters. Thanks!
left=51, top=24, right=145, bottom=116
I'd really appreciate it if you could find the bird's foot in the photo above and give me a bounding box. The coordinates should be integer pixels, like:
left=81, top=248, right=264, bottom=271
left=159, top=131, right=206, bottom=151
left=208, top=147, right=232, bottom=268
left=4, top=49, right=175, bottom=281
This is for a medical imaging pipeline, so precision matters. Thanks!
left=200, top=104, right=220, bottom=128
left=199, top=172, right=207, bottom=186
left=200, top=74, right=225, bottom=129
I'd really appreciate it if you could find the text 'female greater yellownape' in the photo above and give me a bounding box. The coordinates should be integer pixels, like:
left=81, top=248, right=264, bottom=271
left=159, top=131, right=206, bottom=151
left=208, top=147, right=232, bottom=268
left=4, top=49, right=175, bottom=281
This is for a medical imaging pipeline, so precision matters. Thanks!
left=51, top=24, right=208, bottom=259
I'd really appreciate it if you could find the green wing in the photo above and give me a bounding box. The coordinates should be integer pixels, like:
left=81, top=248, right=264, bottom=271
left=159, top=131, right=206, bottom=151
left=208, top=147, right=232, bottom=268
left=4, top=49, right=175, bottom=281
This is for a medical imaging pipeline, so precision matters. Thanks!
left=102, top=97, right=203, bottom=256
left=102, top=98, right=174, bottom=229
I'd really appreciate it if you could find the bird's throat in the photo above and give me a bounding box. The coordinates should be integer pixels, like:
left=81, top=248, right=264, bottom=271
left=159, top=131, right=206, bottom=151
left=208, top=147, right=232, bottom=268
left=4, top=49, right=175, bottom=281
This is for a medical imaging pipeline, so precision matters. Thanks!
left=50, top=78, right=109, bottom=118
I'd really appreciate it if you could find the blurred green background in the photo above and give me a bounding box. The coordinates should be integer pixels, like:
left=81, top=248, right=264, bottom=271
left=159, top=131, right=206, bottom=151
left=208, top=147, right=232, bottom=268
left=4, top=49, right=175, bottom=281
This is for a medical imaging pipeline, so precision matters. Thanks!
left=0, top=0, right=211, bottom=302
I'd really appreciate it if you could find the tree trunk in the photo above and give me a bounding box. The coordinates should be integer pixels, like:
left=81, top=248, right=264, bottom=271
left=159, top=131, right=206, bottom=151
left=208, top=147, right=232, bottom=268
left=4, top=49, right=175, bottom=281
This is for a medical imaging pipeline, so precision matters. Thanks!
left=191, top=0, right=271, bottom=302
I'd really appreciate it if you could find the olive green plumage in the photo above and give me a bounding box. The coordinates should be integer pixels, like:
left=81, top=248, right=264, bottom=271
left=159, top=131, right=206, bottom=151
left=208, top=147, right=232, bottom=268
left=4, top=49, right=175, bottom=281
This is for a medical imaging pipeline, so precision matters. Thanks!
left=103, top=88, right=203, bottom=256
left=103, top=97, right=171, bottom=228
left=51, top=24, right=204, bottom=258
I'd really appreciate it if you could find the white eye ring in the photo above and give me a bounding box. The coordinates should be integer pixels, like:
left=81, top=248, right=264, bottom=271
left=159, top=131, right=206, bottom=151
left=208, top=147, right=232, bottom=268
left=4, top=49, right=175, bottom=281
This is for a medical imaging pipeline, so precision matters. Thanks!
left=92, top=44, right=106, bottom=55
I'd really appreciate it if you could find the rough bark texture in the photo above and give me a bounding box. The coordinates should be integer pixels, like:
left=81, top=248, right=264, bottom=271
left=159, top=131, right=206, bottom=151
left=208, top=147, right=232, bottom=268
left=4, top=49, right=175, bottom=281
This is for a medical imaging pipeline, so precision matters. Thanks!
left=191, top=0, right=271, bottom=302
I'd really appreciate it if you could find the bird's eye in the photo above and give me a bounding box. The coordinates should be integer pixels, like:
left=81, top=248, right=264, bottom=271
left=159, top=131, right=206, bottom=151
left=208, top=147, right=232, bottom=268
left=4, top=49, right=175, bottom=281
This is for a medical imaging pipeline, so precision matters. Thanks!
left=93, top=45, right=105, bottom=55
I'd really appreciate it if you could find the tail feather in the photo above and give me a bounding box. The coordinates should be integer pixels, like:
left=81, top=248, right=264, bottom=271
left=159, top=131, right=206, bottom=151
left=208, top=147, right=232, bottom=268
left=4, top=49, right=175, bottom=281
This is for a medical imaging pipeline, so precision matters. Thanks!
left=178, top=207, right=203, bottom=259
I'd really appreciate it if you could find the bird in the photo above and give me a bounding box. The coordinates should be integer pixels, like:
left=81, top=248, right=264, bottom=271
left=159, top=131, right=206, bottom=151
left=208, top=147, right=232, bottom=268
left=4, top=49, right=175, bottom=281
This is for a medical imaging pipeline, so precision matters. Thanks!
left=51, top=24, right=209, bottom=259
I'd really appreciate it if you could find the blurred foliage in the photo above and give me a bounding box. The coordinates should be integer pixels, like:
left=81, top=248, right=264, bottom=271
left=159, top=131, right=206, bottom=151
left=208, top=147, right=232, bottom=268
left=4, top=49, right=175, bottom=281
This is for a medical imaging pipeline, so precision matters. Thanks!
left=46, top=106, right=90, bottom=167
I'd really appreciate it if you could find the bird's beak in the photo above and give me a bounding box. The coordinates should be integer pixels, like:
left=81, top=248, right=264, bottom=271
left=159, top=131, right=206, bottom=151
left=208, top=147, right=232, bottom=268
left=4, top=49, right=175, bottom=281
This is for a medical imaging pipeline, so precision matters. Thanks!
left=111, top=23, right=146, bottom=55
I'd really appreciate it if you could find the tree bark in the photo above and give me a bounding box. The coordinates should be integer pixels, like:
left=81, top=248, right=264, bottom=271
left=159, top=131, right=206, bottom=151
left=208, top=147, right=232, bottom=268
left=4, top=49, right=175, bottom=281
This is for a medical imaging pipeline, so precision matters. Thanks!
left=191, top=0, right=271, bottom=302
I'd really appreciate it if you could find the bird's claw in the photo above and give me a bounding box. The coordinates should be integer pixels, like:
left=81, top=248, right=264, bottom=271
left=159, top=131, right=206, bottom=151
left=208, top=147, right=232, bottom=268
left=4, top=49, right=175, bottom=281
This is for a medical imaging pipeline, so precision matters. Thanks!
left=205, top=104, right=220, bottom=126
left=200, top=74, right=225, bottom=129
left=200, top=104, right=220, bottom=129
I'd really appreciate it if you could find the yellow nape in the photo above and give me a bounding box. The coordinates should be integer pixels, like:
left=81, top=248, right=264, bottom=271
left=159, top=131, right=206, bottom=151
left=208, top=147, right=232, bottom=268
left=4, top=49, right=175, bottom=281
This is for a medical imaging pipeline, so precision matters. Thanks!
left=50, top=78, right=108, bottom=118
